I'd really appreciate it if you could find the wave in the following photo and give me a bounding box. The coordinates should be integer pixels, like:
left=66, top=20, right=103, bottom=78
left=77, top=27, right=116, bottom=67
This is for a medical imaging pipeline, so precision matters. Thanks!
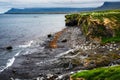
left=0, top=51, right=21, bottom=72
left=22, top=51, right=30, bottom=55
left=18, top=40, right=33, bottom=48
left=56, top=49, right=75, bottom=57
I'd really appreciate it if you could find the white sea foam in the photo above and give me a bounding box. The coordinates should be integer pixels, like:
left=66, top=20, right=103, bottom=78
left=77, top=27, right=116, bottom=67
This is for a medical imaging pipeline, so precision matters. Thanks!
left=56, top=49, right=75, bottom=57
left=18, top=40, right=33, bottom=48
left=22, top=51, right=30, bottom=55
left=6, top=57, right=15, bottom=68
left=0, top=51, right=21, bottom=72
left=0, top=66, right=5, bottom=72
left=58, top=75, right=63, bottom=79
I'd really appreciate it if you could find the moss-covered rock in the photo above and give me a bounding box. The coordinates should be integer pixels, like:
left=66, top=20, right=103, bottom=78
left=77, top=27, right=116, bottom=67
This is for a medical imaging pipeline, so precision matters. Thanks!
left=70, top=65, right=120, bottom=80
left=65, top=10, right=120, bottom=43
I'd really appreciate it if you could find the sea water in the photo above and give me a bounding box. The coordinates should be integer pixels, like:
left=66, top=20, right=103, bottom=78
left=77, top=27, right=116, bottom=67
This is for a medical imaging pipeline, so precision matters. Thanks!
left=0, top=14, right=65, bottom=72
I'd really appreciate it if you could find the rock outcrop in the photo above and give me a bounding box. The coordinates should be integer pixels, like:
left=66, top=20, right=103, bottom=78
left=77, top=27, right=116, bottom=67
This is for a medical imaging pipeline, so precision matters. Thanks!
left=65, top=10, right=120, bottom=43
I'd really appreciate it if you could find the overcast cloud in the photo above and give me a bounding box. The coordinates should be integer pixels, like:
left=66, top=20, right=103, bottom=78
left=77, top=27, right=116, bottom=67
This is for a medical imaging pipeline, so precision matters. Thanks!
left=0, top=0, right=120, bottom=13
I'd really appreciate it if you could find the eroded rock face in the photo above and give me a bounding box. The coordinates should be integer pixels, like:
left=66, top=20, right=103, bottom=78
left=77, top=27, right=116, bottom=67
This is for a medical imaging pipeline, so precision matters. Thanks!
left=65, top=14, right=79, bottom=26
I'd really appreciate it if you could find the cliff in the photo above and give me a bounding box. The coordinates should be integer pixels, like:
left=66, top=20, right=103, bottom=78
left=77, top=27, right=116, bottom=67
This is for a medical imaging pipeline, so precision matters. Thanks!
left=65, top=10, right=120, bottom=43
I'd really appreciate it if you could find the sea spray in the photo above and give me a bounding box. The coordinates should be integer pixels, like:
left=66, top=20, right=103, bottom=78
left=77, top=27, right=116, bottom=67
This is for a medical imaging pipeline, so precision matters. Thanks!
left=18, top=40, right=33, bottom=48
left=0, top=51, right=21, bottom=72
left=56, top=49, right=75, bottom=57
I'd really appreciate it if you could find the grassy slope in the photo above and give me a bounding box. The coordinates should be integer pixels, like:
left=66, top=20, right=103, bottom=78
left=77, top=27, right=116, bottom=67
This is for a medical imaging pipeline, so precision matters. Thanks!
left=65, top=10, right=120, bottom=43
left=71, top=65, right=120, bottom=80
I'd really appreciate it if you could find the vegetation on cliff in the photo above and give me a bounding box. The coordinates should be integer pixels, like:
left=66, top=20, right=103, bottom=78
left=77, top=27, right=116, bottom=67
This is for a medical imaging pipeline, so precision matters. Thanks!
left=71, top=65, right=120, bottom=80
left=65, top=10, right=120, bottom=43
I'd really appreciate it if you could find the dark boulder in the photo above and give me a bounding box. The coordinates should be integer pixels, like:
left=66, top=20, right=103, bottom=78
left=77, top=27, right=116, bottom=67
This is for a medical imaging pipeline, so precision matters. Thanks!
left=6, top=46, right=13, bottom=50
left=61, top=39, right=67, bottom=43
left=47, top=34, right=52, bottom=38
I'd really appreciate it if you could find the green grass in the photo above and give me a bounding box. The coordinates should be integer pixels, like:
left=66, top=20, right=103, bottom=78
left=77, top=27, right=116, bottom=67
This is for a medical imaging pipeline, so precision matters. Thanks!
left=102, top=29, right=120, bottom=43
left=71, top=65, right=120, bottom=80
left=102, top=37, right=120, bottom=43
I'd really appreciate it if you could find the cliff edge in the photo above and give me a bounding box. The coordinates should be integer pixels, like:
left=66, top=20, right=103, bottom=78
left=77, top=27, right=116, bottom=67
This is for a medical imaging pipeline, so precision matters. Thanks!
left=65, top=10, right=120, bottom=43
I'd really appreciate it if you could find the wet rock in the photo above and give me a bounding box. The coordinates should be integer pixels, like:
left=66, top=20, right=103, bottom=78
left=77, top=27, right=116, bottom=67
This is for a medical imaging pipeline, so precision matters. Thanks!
left=34, top=77, right=45, bottom=80
left=61, top=39, right=67, bottom=43
left=47, top=74, right=53, bottom=79
left=56, top=72, right=61, bottom=75
left=12, top=70, right=16, bottom=74
left=46, top=74, right=58, bottom=80
left=10, top=77, right=14, bottom=80
left=48, top=34, right=52, bottom=38
left=67, top=62, right=73, bottom=70
left=6, top=46, right=13, bottom=50
left=62, top=75, right=70, bottom=80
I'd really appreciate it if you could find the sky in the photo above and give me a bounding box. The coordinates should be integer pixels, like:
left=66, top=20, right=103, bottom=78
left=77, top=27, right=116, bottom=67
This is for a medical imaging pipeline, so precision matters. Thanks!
left=0, top=0, right=120, bottom=13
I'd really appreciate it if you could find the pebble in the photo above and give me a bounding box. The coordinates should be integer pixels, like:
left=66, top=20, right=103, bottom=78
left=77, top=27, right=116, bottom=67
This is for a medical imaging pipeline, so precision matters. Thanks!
left=116, top=48, right=119, bottom=51
left=109, top=49, right=113, bottom=51
left=10, top=77, right=14, bottom=80
left=47, top=74, right=53, bottom=79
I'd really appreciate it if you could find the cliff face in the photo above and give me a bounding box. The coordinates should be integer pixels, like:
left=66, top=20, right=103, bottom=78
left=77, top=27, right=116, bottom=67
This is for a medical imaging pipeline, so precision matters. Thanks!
left=65, top=10, right=120, bottom=43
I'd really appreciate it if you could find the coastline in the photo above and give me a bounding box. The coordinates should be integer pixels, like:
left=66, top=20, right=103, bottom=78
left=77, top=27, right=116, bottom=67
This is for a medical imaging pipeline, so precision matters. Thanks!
left=0, top=26, right=120, bottom=80
left=0, top=27, right=86, bottom=80
left=0, top=10, right=120, bottom=80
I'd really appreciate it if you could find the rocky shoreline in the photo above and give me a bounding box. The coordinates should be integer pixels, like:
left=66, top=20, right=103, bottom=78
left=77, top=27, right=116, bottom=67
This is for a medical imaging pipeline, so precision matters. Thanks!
left=0, top=27, right=84, bottom=80
left=0, top=26, right=119, bottom=80
left=0, top=10, right=120, bottom=80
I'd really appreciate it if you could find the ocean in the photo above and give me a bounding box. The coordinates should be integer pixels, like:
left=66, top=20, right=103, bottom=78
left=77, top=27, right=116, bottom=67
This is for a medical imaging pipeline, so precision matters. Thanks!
left=0, top=14, right=65, bottom=72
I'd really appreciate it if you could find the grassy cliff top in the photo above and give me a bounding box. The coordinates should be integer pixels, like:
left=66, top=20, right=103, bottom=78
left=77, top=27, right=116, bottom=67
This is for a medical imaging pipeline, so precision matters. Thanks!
left=66, top=10, right=120, bottom=26
left=78, top=10, right=120, bottom=23
left=71, top=65, right=120, bottom=80
left=65, top=10, right=120, bottom=43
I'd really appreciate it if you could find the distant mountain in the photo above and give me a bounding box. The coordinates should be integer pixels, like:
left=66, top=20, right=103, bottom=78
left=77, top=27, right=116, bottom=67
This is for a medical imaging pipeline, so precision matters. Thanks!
left=5, top=8, right=94, bottom=14
left=5, top=2, right=120, bottom=14
left=96, top=2, right=120, bottom=10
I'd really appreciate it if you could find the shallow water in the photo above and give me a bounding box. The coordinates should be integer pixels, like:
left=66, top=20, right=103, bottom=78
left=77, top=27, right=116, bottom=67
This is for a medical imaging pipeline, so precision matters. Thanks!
left=0, top=14, right=65, bottom=72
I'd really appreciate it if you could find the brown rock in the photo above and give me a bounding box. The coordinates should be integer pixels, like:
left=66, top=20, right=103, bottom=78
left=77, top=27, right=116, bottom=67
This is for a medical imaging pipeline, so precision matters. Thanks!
left=49, top=28, right=66, bottom=48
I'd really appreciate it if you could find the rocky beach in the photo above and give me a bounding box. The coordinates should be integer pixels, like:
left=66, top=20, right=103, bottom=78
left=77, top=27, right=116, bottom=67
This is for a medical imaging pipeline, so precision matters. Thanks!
left=0, top=10, right=120, bottom=80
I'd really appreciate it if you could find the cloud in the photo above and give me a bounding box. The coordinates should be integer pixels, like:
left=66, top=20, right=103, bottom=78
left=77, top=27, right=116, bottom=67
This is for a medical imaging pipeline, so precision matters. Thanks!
left=1, top=0, right=120, bottom=7
left=0, top=0, right=104, bottom=8
left=0, top=0, right=120, bottom=3
left=0, top=0, right=120, bottom=13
